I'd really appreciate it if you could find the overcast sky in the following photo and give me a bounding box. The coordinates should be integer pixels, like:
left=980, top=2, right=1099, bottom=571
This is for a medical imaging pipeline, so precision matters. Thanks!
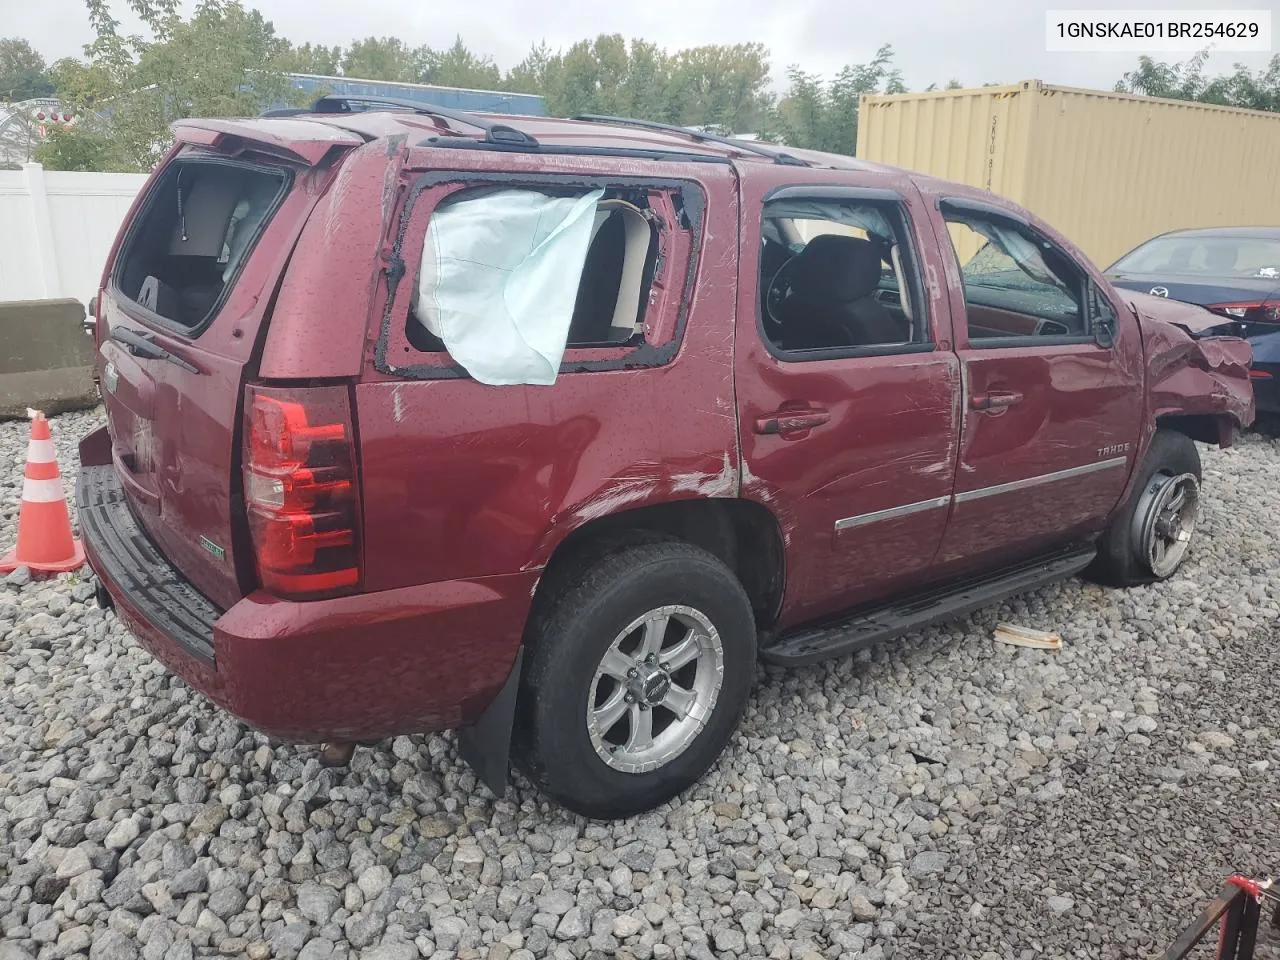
left=8, top=0, right=1279, bottom=93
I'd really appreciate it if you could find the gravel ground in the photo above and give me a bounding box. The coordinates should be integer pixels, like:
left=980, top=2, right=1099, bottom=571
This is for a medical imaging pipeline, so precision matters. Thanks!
left=1, top=408, right=1278, bottom=960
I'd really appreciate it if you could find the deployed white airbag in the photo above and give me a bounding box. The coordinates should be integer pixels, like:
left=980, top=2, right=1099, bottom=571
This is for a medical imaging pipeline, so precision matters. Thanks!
left=414, top=187, right=606, bottom=386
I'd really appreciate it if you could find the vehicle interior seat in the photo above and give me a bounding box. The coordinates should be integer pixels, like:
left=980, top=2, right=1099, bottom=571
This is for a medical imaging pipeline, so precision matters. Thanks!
left=158, top=172, right=241, bottom=325
left=778, top=234, right=908, bottom=349
left=568, top=200, right=653, bottom=345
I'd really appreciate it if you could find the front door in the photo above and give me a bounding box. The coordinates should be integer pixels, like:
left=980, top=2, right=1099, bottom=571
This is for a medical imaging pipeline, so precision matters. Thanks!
left=734, top=172, right=961, bottom=630
left=925, top=196, right=1144, bottom=570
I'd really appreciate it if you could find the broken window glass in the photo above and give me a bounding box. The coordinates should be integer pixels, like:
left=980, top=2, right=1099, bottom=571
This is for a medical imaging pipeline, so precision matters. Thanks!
left=413, top=187, right=606, bottom=385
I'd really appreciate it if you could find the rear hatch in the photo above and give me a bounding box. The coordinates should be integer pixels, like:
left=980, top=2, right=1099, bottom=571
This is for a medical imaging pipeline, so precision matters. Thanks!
left=94, top=120, right=362, bottom=609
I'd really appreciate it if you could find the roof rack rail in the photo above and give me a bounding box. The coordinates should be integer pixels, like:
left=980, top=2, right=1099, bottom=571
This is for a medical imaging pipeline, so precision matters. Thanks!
left=265, top=94, right=539, bottom=147
left=417, top=136, right=731, bottom=164
left=572, top=114, right=810, bottom=167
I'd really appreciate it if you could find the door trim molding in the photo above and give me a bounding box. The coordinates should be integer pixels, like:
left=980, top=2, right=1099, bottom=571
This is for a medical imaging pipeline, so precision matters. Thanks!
left=834, top=496, right=952, bottom=532
left=953, top=456, right=1128, bottom=504
left=831, top=456, right=1129, bottom=532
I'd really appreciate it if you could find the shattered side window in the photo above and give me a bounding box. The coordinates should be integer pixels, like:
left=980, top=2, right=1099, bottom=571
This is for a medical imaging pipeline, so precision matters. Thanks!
left=407, top=187, right=663, bottom=385
left=411, top=188, right=605, bottom=386
left=943, top=207, right=1085, bottom=340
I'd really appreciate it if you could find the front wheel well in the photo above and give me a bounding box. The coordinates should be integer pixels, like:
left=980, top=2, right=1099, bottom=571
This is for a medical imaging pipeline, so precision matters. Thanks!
left=536, top=498, right=786, bottom=630
left=1154, top=413, right=1234, bottom=447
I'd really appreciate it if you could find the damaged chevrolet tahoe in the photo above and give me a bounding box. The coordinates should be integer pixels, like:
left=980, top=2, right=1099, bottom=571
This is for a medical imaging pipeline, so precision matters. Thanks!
left=78, top=96, right=1254, bottom=818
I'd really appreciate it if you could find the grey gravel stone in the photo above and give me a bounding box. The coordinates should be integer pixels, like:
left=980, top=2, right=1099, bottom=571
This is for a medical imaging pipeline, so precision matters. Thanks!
left=555, top=906, right=587, bottom=940
left=104, top=817, right=140, bottom=850
left=89, top=930, right=140, bottom=960
left=360, top=945, right=418, bottom=960
left=356, top=865, right=391, bottom=901
left=850, top=894, right=879, bottom=922
left=55, top=847, right=93, bottom=879
left=714, top=928, right=746, bottom=953
left=208, top=886, right=248, bottom=918
left=32, top=875, right=68, bottom=903
left=297, top=883, right=341, bottom=924
left=1046, top=894, right=1075, bottom=915
left=537, top=889, right=576, bottom=917
left=612, top=914, right=643, bottom=939
left=908, top=851, right=949, bottom=878
left=296, top=940, right=335, bottom=960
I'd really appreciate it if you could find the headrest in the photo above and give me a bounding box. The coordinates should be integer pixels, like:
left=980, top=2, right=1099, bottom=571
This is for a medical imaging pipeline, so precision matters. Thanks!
left=170, top=171, right=241, bottom=257
left=791, top=235, right=883, bottom=303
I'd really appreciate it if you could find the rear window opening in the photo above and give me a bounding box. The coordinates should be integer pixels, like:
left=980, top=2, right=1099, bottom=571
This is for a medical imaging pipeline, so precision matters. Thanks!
left=114, top=160, right=289, bottom=332
left=406, top=187, right=660, bottom=385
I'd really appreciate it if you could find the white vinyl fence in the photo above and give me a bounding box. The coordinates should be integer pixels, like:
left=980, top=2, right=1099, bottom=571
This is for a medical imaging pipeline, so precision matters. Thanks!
left=0, top=163, right=148, bottom=306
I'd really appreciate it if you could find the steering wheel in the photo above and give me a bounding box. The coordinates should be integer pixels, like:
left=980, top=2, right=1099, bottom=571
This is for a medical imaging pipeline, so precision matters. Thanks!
left=765, top=254, right=800, bottom=329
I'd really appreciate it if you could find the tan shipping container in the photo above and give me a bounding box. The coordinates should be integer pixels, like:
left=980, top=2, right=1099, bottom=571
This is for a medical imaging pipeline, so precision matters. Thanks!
left=857, top=80, right=1280, bottom=267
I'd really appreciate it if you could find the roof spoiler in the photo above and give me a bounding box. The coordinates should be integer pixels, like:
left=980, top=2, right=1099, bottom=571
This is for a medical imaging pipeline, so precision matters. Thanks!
left=265, top=94, right=539, bottom=147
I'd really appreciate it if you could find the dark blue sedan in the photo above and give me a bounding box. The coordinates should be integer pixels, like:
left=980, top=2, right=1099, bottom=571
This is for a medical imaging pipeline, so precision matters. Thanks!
left=1106, top=226, right=1280, bottom=415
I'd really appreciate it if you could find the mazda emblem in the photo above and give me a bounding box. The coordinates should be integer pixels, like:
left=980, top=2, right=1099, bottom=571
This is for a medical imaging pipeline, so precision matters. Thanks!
left=1149, top=286, right=1169, bottom=297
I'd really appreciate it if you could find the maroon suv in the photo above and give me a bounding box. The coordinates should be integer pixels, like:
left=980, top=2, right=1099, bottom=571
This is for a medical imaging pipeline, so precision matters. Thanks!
left=78, top=96, right=1253, bottom=818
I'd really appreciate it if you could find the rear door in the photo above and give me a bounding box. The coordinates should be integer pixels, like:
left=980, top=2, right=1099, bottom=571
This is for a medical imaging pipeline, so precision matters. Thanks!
left=923, top=193, right=1143, bottom=571
left=733, top=169, right=961, bottom=629
left=96, top=124, right=360, bottom=609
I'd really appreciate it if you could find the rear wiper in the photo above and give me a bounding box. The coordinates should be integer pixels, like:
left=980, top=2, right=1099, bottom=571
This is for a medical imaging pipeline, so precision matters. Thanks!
left=109, top=327, right=200, bottom=374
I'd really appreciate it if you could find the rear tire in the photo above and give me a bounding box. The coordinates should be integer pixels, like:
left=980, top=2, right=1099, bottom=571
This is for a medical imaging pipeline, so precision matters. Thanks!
left=1086, top=429, right=1202, bottom=587
left=514, top=538, right=756, bottom=819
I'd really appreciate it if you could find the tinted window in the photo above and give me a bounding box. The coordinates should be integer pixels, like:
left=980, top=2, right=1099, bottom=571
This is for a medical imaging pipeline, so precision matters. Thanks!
left=1111, top=235, right=1280, bottom=280
left=115, top=161, right=287, bottom=331
left=943, top=207, right=1086, bottom=340
left=759, top=197, right=925, bottom=354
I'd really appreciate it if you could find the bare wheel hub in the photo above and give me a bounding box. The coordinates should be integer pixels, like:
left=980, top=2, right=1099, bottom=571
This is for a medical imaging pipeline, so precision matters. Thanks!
left=1132, top=471, right=1200, bottom=579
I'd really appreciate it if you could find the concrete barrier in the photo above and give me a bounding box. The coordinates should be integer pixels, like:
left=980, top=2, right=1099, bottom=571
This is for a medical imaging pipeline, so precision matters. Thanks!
left=0, top=299, right=98, bottom=420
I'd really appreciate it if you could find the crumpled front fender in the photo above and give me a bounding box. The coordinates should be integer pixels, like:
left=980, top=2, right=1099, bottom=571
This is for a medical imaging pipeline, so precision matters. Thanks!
left=1123, top=291, right=1255, bottom=435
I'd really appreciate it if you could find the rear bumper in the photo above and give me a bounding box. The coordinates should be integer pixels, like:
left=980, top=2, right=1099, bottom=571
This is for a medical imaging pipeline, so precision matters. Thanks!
left=77, top=431, right=534, bottom=741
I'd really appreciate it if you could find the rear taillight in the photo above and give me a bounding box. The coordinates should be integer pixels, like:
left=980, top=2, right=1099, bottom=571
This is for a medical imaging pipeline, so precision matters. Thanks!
left=243, top=384, right=361, bottom=599
left=1208, top=301, right=1280, bottom=324
left=1250, top=368, right=1273, bottom=379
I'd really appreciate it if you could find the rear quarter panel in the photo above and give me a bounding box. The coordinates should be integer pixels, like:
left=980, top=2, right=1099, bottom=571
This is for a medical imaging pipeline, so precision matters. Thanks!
left=354, top=154, right=742, bottom=590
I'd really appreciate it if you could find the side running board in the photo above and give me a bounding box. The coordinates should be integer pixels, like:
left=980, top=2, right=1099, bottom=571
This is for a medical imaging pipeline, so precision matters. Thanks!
left=762, top=546, right=1096, bottom=666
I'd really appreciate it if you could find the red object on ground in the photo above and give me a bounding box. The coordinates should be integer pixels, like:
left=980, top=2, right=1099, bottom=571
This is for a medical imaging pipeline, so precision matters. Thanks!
left=0, top=411, right=84, bottom=573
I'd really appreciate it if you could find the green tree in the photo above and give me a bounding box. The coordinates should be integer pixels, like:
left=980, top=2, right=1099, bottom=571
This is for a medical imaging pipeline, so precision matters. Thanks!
left=506, top=35, right=772, bottom=133
left=506, top=42, right=554, bottom=95
left=54, top=0, right=299, bottom=171
left=421, top=36, right=502, bottom=89
left=668, top=43, right=773, bottom=132
left=774, top=44, right=904, bottom=153
left=33, top=124, right=114, bottom=170
left=0, top=37, right=55, bottom=102
left=277, top=41, right=342, bottom=76
left=551, top=34, right=635, bottom=118
left=341, top=37, right=418, bottom=82
left=1116, top=51, right=1280, bottom=112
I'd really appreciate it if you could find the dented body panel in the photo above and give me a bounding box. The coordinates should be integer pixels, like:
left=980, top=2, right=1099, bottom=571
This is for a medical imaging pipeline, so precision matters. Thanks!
left=353, top=152, right=741, bottom=591
left=1124, top=290, right=1255, bottom=431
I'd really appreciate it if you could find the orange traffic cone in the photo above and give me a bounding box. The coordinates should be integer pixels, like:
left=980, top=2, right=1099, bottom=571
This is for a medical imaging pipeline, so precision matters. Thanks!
left=0, top=410, right=84, bottom=573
